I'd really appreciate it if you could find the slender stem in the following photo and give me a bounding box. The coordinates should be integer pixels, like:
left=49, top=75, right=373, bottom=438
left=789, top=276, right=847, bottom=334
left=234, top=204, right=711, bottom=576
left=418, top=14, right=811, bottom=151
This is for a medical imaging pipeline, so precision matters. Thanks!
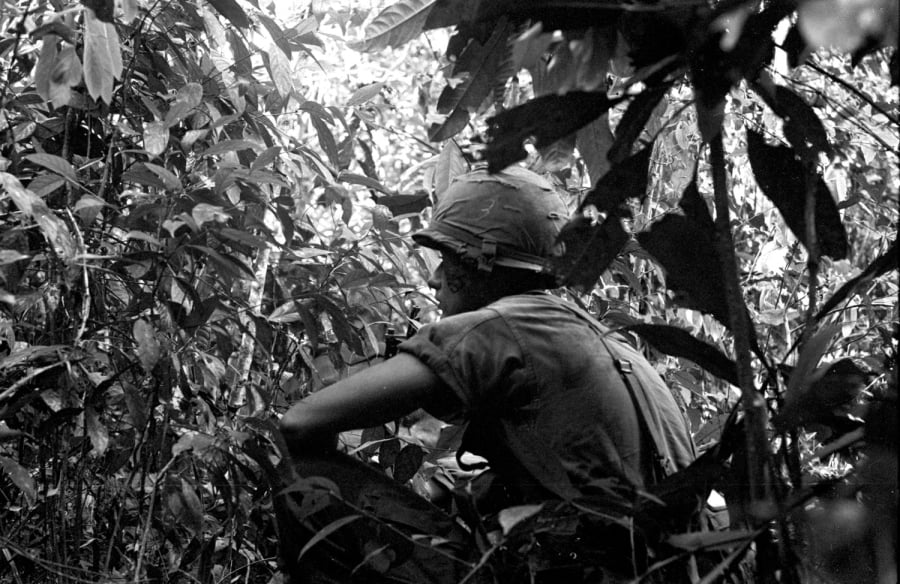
left=709, top=134, right=769, bottom=510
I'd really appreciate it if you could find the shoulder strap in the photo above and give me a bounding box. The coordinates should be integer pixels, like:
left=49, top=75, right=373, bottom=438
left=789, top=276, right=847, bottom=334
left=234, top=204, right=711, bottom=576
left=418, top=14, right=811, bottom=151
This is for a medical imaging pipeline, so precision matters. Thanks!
left=596, top=335, right=676, bottom=483
left=545, top=296, right=678, bottom=481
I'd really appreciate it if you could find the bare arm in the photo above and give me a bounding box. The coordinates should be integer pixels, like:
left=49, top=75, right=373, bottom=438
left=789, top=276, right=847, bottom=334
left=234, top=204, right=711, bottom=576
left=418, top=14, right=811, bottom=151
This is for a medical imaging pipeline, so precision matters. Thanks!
left=279, top=352, right=457, bottom=458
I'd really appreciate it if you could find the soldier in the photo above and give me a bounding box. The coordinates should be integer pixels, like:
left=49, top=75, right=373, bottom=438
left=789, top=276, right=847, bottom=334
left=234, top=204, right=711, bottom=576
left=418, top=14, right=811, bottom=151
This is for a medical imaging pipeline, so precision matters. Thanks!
left=277, top=167, right=695, bottom=583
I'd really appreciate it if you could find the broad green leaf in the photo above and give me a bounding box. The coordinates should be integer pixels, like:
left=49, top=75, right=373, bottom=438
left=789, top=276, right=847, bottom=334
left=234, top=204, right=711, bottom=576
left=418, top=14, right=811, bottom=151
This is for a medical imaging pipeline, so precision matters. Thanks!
left=753, top=82, right=832, bottom=165
left=667, top=529, right=755, bottom=552
left=143, top=121, right=169, bottom=157
left=485, top=91, right=626, bottom=172
left=553, top=213, right=629, bottom=291
left=575, top=113, right=614, bottom=187
left=346, top=82, right=386, bottom=107
left=637, top=214, right=732, bottom=328
left=393, top=445, right=425, bottom=483
left=165, top=82, right=204, bottom=127
left=298, top=515, right=362, bottom=559
left=337, top=171, right=392, bottom=195
left=351, top=0, right=435, bottom=53
left=191, top=203, right=229, bottom=227
left=0, top=250, right=29, bottom=265
left=83, top=10, right=123, bottom=104
left=259, top=13, right=292, bottom=58
left=0, top=455, right=36, bottom=505
left=607, top=83, right=672, bottom=164
left=747, top=130, right=848, bottom=260
left=202, top=139, right=262, bottom=157
left=430, top=18, right=513, bottom=143
left=785, top=323, right=842, bottom=398
left=580, top=143, right=653, bottom=214
left=24, top=154, right=77, bottom=183
left=0, top=172, right=76, bottom=261
left=133, top=318, right=161, bottom=372
left=778, top=358, right=869, bottom=431
left=498, top=504, right=543, bottom=535
left=34, top=36, right=59, bottom=103
left=122, top=382, right=147, bottom=430
left=48, top=46, right=83, bottom=108
left=144, top=163, right=181, bottom=191
left=433, top=140, right=467, bottom=196
left=168, top=479, right=203, bottom=536
left=207, top=0, right=250, bottom=29
left=85, top=406, right=109, bottom=456
left=266, top=41, right=294, bottom=99
left=622, top=324, right=739, bottom=387
left=27, top=174, right=65, bottom=198
left=74, top=194, right=106, bottom=225
left=268, top=301, right=303, bottom=323
left=816, top=239, right=897, bottom=320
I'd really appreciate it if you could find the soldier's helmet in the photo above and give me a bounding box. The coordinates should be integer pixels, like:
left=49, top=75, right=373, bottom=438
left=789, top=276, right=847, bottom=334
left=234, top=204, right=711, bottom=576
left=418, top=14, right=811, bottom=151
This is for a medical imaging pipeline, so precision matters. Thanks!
left=412, top=167, right=569, bottom=273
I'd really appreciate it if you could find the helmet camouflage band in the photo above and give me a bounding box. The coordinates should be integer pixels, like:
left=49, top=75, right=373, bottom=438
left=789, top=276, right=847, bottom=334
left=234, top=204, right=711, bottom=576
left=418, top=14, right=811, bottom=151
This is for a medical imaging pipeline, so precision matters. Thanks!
left=413, top=167, right=569, bottom=273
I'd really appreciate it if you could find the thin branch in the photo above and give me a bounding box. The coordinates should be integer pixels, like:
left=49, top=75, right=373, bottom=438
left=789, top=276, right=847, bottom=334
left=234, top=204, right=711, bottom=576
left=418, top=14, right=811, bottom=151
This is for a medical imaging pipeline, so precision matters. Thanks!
left=803, top=57, right=899, bottom=126
left=709, top=134, right=770, bottom=509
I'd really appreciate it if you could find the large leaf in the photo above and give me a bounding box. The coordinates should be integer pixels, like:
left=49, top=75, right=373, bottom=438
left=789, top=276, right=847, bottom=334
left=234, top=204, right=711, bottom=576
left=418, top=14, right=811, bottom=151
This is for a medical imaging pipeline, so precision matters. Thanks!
left=83, top=10, right=122, bottom=104
left=24, top=154, right=77, bottom=183
left=575, top=112, right=614, bottom=186
left=607, top=82, right=672, bottom=164
left=429, top=18, right=513, bottom=142
left=434, top=140, right=468, bottom=196
left=133, top=318, right=161, bottom=373
left=552, top=212, right=629, bottom=291
left=678, top=174, right=715, bottom=235
left=0, top=455, right=36, bottom=505
left=351, top=0, right=435, bottom=53
left=816, top=239, right=898, bottom=320
left=622, top=324, right=738, bottom=387
left=265, top=41, right=294, bottom=99
left=580, top=143, right=653, bottom=214
left=753, top=82, right=831, bottom=164
left=637, top=214, right=731, bottom=327
left=777, top=358, right=869, bottom=431
left=207, top=0, right=250, bottom=29
left=747, top=130, right=848, bottom=260
left=486, top=91, right=626, bottom=172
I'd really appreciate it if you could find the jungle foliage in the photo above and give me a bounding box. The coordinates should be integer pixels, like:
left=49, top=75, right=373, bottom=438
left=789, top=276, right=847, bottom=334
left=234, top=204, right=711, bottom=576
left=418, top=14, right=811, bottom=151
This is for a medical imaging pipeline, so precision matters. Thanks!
left=0, top=0, right=897, bottom=583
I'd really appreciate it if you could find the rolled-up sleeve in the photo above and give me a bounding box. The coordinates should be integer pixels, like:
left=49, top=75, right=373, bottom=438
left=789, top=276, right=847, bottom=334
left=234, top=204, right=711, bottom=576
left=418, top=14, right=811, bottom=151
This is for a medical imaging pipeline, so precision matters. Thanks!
left=397, top=310, right=525, bottom=422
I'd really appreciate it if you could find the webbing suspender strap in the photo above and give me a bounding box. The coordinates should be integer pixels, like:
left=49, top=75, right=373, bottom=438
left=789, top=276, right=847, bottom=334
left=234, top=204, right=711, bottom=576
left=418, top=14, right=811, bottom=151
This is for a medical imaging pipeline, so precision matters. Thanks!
left=547, top=295, right=677, bottom=481
left=597, top=335, right=676, bottom=483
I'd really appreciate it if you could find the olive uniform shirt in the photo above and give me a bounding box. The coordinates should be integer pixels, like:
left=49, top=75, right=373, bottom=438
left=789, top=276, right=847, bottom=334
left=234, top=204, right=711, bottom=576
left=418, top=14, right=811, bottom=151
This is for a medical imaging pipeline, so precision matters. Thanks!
left=399, top=291, right=695, bottom=503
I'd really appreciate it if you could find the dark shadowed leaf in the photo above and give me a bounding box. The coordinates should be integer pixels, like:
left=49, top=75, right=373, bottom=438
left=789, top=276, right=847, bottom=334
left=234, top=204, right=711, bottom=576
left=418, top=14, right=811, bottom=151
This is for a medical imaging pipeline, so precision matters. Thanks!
left=608, top=82, right=672, bottom=164
left=816, top=239, right=897, bottom=320
left=486, top=91, right=626, bottom=172
left=580, top=143, right=653, bottom=214
left=747, top=130, right=848, bottom=260
left=678, top=175, right=714, bottom=235
left=207, top=0, right=250, bottom=29
left=622, top=324, right=738, bottom=387
left=298, top=516, right=362, bottom=559
left=380, top=437, right=401, bottom=469
left=259, top=13, right=292, bottom=58
left=553, top=213, right=629, bottom=291
left=434, top=140, right=468, bottom=196
left=637, top=214, right=731, bottom=327
left=429, top=18, right=513, bottom=143
left=378, top=193, right=430, bottom=216
left=576, top=113, right=614, bottom=186
left=351, top=0, right=435, bottom=52
left=393, top=445, right=425, bottom=483
left=753, top=82, right=831, bottom=164
left=0, top=455, right=36, bottom=504
left=778, top=358, right=870, bottom=431
left=667, top=529, right=755, bottom=552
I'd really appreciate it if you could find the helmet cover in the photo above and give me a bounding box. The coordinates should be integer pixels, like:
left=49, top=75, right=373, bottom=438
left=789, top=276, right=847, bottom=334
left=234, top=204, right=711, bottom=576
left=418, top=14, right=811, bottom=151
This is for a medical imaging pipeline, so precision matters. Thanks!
left=413, top=167, right=569, bottom=272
